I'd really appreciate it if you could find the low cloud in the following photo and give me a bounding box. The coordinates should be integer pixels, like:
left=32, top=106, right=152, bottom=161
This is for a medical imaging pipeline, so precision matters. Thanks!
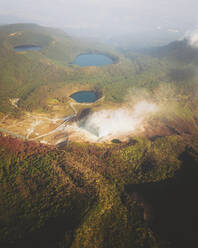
left=185, top=30, right=198, bottom=48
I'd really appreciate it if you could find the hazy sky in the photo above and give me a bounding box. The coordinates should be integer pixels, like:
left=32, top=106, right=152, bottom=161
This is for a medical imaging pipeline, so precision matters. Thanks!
left=0, top=0, right=198, bottom=35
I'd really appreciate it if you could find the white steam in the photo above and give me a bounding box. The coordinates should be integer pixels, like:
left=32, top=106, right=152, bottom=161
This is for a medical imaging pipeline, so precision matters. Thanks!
left=185, top=30, right=198, bottom=48
left=78, top=101, right=157, bottom=141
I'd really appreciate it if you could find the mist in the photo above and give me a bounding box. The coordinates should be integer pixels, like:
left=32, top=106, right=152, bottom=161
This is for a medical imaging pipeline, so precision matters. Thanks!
left=1, top=0, right=198, bottom=45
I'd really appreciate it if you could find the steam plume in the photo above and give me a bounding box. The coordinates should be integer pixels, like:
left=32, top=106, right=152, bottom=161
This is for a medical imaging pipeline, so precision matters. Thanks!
left=186, top=30, right=198, bottom=48
left=78, top=100, right=157, bottom=141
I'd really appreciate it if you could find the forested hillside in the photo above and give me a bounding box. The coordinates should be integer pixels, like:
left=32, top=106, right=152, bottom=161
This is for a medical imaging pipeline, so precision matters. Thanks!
left=1, top=23, right=198, bottom=247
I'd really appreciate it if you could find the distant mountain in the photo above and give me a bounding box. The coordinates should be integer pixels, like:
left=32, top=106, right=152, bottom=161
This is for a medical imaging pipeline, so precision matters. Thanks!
left=109, top=29, right=182, bottom=50
left=150, top=39, right=198, bottom=64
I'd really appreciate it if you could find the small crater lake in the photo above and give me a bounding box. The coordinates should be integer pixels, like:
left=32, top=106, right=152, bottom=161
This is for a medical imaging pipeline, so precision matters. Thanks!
left=70, top=91, right=98, bottom=103
left=72, top=53, right=113, bottom=67
left=14, top=45, right=41, bottom=52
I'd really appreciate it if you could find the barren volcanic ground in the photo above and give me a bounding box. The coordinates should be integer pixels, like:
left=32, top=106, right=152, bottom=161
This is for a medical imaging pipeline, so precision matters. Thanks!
left=0, top=96, right=178, bottom=145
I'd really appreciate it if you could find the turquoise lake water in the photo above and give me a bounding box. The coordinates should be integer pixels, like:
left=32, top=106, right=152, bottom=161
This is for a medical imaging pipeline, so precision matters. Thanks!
left=72, top=53, right=113, bottom=66
left=70, top=91, right=98, bottom=103
left=14, top=45, right=41, bottom=51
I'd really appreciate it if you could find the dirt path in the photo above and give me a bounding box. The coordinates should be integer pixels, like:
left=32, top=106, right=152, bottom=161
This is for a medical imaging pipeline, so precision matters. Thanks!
left=31, top=115, right=75, bottom=141
left=69, top=102, right=77, bottom=115
left=0, top=114, right=9, bottom=124
left=0, top=99, right=92, bottom=143
left=31, top=101, right=78, bottom=141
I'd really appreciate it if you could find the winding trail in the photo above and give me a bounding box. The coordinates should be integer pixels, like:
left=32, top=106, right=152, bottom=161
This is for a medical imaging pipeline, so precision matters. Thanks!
left=0, top=115, right=9, bottom=124
left=31, top=102, right=78, bottom=141
left=69, top=102, right=77, bottom=115
left=31, top=115, right=75, bottom=141
left=0, top=99, right=96, bottom=142
left=0, top=102, right=78, bottom=141
left=0, top=92, right=105, bottom=142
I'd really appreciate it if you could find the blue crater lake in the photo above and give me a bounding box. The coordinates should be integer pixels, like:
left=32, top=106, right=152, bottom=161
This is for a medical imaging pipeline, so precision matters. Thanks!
left=14, top=45, right=41, bottom=52
left=70, top=91, right=98, bottom=103
left=72, top=53, right=113, bottom=67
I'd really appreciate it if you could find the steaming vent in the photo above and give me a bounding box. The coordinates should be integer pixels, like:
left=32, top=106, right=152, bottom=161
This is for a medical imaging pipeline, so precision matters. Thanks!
left=75, top=101, right=158, bottom=141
